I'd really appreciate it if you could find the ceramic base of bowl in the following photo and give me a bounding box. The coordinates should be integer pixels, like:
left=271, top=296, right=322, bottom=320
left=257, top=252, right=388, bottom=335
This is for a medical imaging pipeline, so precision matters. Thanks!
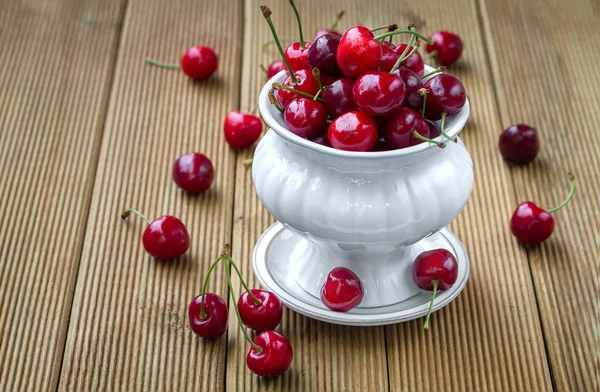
left=252, top=222, right=470, bottom=326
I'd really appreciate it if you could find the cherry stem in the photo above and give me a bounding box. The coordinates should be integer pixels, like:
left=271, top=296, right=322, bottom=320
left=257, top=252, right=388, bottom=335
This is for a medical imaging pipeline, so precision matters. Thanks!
left=419, top=88, right=428, bottom=118
left=371, top=24, right=398, bottom=33
left=145, top=58, right=180, bottom=69
left=424, top=50, right=437, bottom=61
left=547, top=173, right=576, bottom=213
left=262, top=37, right=298, bottom=49
left=413, top=131, right=446, bottom=148
left=199, top=255, right=223, bottom=319
left=423, top=280, right=439, bottom=329
left=261, top=6, right=298, bottom=84
left=388, top=35, right=393, bottom=45
left=330, top=10, right=344, bottom=31
left=389, top=26, right=416, bottom=74
left=440, top=112, right=457, bottom=143
left=243, top=158, right=253, bottom=166
left=260, top=64, right=268, bottom=75
left=272, top=83, right=324, bottom=102
left=288, top=0, right=305, bottom=49
left=268, top=90, right=284, bottom=112
left=374, top=29, right=433, bottom=45
left=312, top=68, right=324, bottom=100
left=229, top=258, right=262, bottom=305
left=121, top=208, right=151, bottom=224
left=224, top=257, right=262, bottom=352
left=422, top=67, right=444, bottom=79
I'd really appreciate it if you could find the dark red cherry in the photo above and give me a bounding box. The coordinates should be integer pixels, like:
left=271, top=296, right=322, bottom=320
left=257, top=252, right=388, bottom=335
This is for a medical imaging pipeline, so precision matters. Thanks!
left=247, top=331, right=293, bottom=377
left=180, top=46, right=218, bottom=80
left=395, top=68, right=423, bottom=109
left=173, top=152, right=215, bottom=193
left=223, top=111, right=262, bottom=149
left=426, top=119, right=441, bottom=139
left=284, top=97, right=328, bottom=138
left=237, top=289, right=283, bottom=332
left=393, top=43, right=424, bottom=76
left=320, top=75, right=341, bottom=86
left=352, top=71, right=406, bottom=116
left=510, top=202, right=554, bottom=245
left=499, top=124, right=539, bottom=164
left=308, top=133, right=331, bottom=147
left=378, top=42, right=399, bottom=72
left=336, top=26, right=381, bottom=77
left=381, top=107, right=429, bottom=149
left=267, top=59, right=286, bottom=79
left=307, top=33, right=341, bottom=75
left=313, top=28, right=341, bottom=40
left=320, top=267, right=364, bottom=312
left=425, top=31, right=463, bottom=66
left=424, top=74, right=467, bottom=120
left=328, top=111, right=378, bottom=152
left=284, top=42, right=312, bottom=71
left=322, top=77, right=357, bottom=117
left=188, top=293, right=228, bottom=338
left=274, top=69, right=320, bottom=108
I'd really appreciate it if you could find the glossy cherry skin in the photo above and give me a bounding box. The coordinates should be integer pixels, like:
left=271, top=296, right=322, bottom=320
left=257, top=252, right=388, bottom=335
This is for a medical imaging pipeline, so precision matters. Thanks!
left=188, top=293, right=228, bottom=339
left=353, top=71, right=406, bottom=116
left=426, top=119, right=441, bottom=139
left=393, top=44, right=424, bottom=76
left=336, top=26, right=381, bottom=77
left=284, top=98, right=328, bottom=138
left=247, top=331, right=293, bottom=377
left=499, top=124, right=539, bottom=164
left=510, top=202, right=554, bottom=245
left=173, top=153, right=214, bottom=193
left=180, top=46, right=218, bottom=80
left=284, top=42, right=312, bottom=71
left=320, top=267, right=364, bottom=312
left=425, top=31, right=463, bottom=66
left=412, top=249, right=458, bottom=291
left=237, top=289, right=283, bottom=332
left=267, top=59, right=286, bottom=79
left=274, top=69, right=320, bottom=108
left=395, top=68, right=423, bottom=110
left=424, top=74, right=467, bottom=120
left=307, top=33, right=341, bottom=75
left=141, top=215, right=190, bottom=259
left=381, top=107, right=429, bottom=149
left=328, top=111, right=378, bottom=152
left=322, top=77, right=357, bottom=117
left=378, top=42, right=399, bottom=72
left=314, top=28, right=341, bottom=40
left=223, top=111, right=262, bottom=149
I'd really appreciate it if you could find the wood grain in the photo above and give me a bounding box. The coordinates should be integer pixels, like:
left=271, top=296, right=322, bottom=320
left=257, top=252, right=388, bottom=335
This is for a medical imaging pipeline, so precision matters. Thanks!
left=0, top=0, right=125, bottom=390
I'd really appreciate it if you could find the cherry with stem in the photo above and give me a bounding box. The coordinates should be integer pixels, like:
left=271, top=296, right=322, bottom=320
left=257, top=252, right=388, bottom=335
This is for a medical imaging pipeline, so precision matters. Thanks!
left=261, top=6, right=298, bottom=83
left=389, top=25, right=416, bottom=74
left=273, top=82, right=324, bottom=102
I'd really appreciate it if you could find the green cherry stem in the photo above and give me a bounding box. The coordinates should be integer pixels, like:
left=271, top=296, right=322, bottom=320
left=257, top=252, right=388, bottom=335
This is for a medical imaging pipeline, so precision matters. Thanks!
left=268, top=90, right=284, bottom=113
left=424, top=50, right=437, bottom=61
left=261, top=6, right=298, bottom=84
left=422, top=66, right=444, bottom=79
left=390, top=27, right=416, bottom=74
left=330, top=10, right=344, bottom=31
left=423, top=280, right=439, bottom=330
left=273, top=83, right=324, bottom=102
left=440, top=112, right=457, bottom=143
left=121, top=208, right=151, bottom=224
left=419, top=88, right=428, bottom=118
left=229, top=258, right=262, bottom=305
left=547, top=173, right=576, bottom=213
left=199, top=255, right=223, bottom=318
left=371, top=24, right=398, bottom=33
left=288, top=0, right=305, bottom=48
left=413, top=132, right=446, bottom=148
left=374, top=29, right=433, bottom=44
left=243, top=158, right=253, bottom=166
left=312, top=68, right=324, bottom=100
left=145, top=58, right=180, bottom=69
left=262, top=37, right=298, bottom=49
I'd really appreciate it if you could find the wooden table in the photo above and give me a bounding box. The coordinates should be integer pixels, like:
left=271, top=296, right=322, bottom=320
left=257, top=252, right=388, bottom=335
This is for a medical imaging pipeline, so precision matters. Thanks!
left=1, top=0, right=597, bottom=390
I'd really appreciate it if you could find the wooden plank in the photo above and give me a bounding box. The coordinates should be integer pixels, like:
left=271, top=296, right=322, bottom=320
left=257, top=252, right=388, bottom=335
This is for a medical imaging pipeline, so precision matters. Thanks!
left=57, top=0, right=242, bottom=390
left=0, top=0, right=125, bottom=390
left=477, top=0, right=600, bottom=390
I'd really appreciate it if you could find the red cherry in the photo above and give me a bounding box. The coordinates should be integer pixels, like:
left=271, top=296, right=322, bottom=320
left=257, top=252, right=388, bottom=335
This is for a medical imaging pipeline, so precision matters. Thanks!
left=237, top=289, right=283, bottom=332
left=284, top=97, right=328, bottom=138
left=352, top=71, right=406, bottom=116
left=320, top=267, right=364, bottom=312
left=172, top=152, right=214, bottom=193
left=274, top=69, right=320, bottom=108
left=395, top=68, right=424, bottom=110
left=378, top=42, right=399, bottom=72
left=284, top=42, right=312, bottom=71
left=336, top=26, right=381, bottom=77
left=247, top=331, right=293, bottom=377
left=267, top=59, right=286, bottom=79
left=393, top=43, right=425, bottom=76
left=180, top=46, right=218, bottom=80
left=499, top=124, right=540, bottom=164
left=381, top=107, right=429, bottom=149
left=188, top=293, right=228, bottom=339
left=424, top=74, right=467, bottom=120
left=322, top=77, right=357, bottom=117
left=223, top=111, right=262, bottom=149
left=313, top=28, right=342, bottom=40
left=328, top=111, right=378, bottom=152
left=425, top=31, right=463, bottom=66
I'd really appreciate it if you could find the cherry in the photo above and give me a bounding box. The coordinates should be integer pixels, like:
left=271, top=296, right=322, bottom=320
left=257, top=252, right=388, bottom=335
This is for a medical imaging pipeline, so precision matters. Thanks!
left=322, top=77, right=357, bottom=117
left=188, top=293, right=228, bottom=338
left=266, top=59, right=286, bottom=79
left=313, top=11, right=344, bottom=40
left=308, top=133, right=331, bottom=147
left=424, top=74, right=467, bottom=120
left=320, top=267, right=364, bottom=312
left=247, top=331, right=294, bottom=377
left=352, top=71, right=406, bottom=116
left=284, top=97, right=328, bottom=138
left=393, top=43, right=425, bottom=76
left=499, top=124, right=540, bottom=164
left=328, top=111, right=378, bottom=152
left=378, top=42, right=400, bottom=72
left=336, top=26, right=382, bottom=77
left=284, top=42, right=312, bottom=71
left=172, top=152, right=214, bottom=193
left=273, top=69, right=320, bottom=108
left=307, top=33, right=341, bottom=75
left=510, top=174, right=575, bottom=245
left=146, top=46, right=218, bottom=80
left=121, top=209, right=190, bottom=260
left=413, top=249, right=458, bottom=329
left=426, top=119, right=441, bottom=139
left=395, top=68, right=423, bottom=110
left=223, top=111, right=262, bottom=149
left=425, top=31, right=463, bottom=66
left=381, top=107, right=442, bottom=149
left=238, top=289, right=283, bottom=332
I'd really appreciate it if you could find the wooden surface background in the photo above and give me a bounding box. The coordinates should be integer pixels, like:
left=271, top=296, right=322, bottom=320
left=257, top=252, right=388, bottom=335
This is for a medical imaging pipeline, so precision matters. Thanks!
left=0, top=0, right=598, bottom=390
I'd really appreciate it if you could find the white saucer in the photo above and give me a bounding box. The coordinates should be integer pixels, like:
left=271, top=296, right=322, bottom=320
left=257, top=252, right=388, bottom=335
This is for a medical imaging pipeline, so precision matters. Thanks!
left=253, top=222, right=470, bottom=326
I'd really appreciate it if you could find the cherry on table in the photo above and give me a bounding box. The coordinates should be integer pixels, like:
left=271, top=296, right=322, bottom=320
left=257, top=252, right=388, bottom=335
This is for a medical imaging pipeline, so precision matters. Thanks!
left=412, top=248, right=458, bottom=329
left=395, top=68, right=423, bottom=110
left=284, top=97, right=328, bottom=138
left=188, top=293, right=228, bottom=338
left=424, top=73, right=467, bottom=120
left=121, top=209, right=190, bottom=260
left=510, top=173, right=575, bottom=245
left=145, top=45, right=218, bottom=80
left=322, top=77, right=357, bottom=117
left=172, top=152, right=214, bottom=193
left=328, top=111, right=378, bottom=152
left=336, top=26, right=381, bottom=77
left=393, top=43, right=425, bottom=76
left=246, top=331, right=294, bottom=377
left=499, top=124, right=539, bottom=164
left=238, top=289, right=283, bottom=332
left=224, top=111, right=262, bottom=149
left=273, top=69, right=320, bottom=108
left=266, top=59, right=286, bottom=79
left=307, top=33, right=341, bottom=75
left=352, top=71, right=406, bottom=116
left=425, top=31, right=463, bottom=66
left=320, top=267, right=364, bottom=312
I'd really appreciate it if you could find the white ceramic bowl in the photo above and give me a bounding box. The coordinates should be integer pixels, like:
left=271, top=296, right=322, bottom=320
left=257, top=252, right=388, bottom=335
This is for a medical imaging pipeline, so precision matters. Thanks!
left=252, top=67, right=473, bottom=307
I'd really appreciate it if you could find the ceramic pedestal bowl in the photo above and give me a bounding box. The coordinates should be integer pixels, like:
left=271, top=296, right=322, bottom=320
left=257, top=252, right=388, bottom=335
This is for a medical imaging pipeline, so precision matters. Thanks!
left=251, top=67, right=473, bottom=324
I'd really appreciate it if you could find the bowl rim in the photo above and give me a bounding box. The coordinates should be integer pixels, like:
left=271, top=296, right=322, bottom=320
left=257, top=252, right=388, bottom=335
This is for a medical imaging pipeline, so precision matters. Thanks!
left=259, top=66, right=470, bottom=159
